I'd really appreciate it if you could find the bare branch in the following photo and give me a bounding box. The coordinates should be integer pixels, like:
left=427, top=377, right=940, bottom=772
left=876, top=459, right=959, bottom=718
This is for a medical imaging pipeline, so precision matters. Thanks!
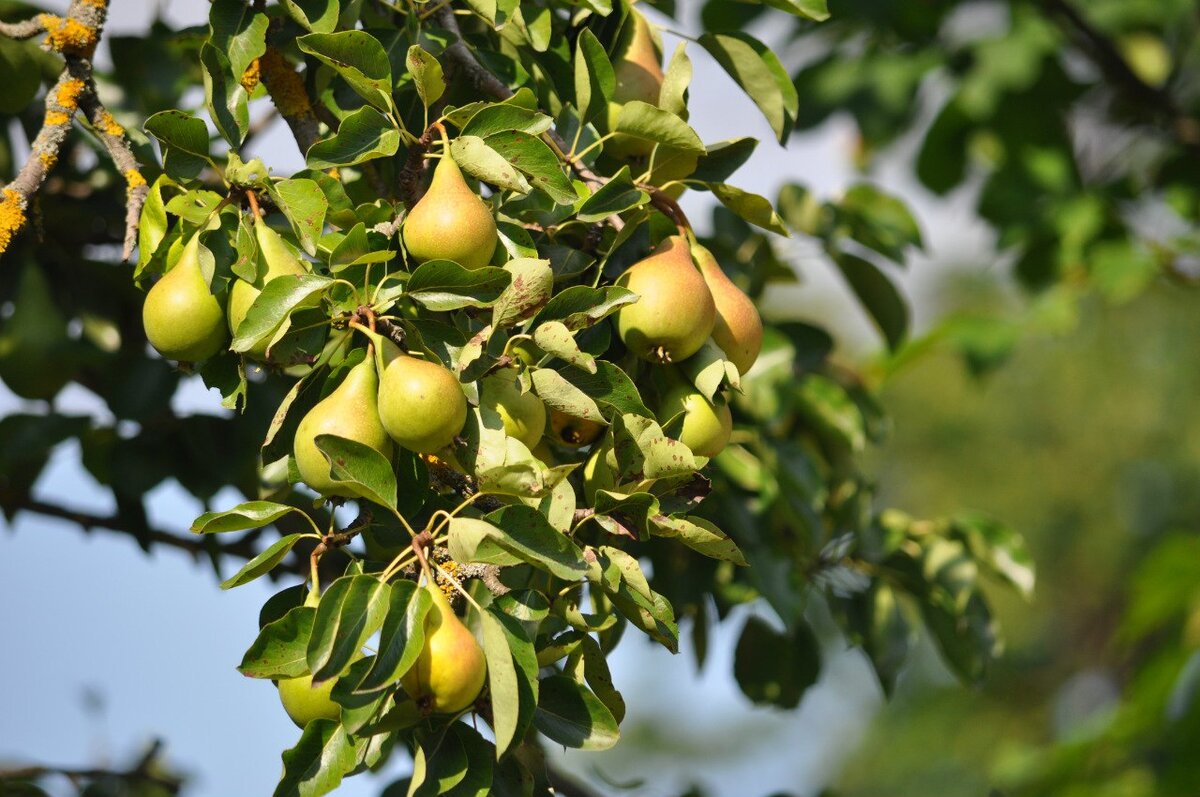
left=0, top=740, right=183, bottom=794
left=259, top=45, right=321, bottom=155
left=0, top=16, right=47, bottom=40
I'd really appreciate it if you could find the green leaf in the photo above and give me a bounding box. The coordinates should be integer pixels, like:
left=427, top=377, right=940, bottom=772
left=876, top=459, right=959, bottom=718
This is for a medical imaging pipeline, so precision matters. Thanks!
left=136, top=175, right=173, bottom=274
left=299, top=31, right=394, bottom=111
left=281, top=0, right=339, bottom=33
left=448, top=517, right=525, bottom=568
left=449, top=135, right=532, bottom=194
left=491, top=258, right=553, bottom=328
left=832, top=252, right=908, bottom=351
left=532, top=321, right=596, bottom=373
left=838, top=184, right=924, bottom=263
left=698, top=32, right=798, bottom=144
left=485, top=131, right=577, bottom=204
left=733, top=616, right=821, bottom=708
left=690, top=138, right=758, bottom=184
left=200, top=43, right=249, bottom=147
left=660, top=42, right=692, bottom=118
left=794, top=373, right=866, bottom=452
left=239, top=606, right=315, bottom=679
left=574, top=29, right=614, bottom=123
left=762, top=0, right=829, bottom=20
left=534, top=674, right=620, bottom=750
left=561, top=361, right=651, bottom=418
left=307, top=574, right=390, bottom=683
left=357, top=581, right=432, bottom=692
left=480, top=609, right=522, bottom=756
left=191, top=500, right=307, bottom=534
left=220, top=534, right=303, bottom=589
left=144, top=110, right=211, bottom=179
left=314, top=434, right=399, bottom=509
left=306, top=106, right=401, bottom=169
left=577, top=166, right=649, bottom=222
left=273, top=719, right=361, bottom=797
left=232, top=274, right=331, bottom=353
left=652, top=515, right=747, bottom=565
left=534, top=285, right=637, bottom=331
left=461, top=105, right=553, bottom=138
left=208, top=0, right=267, bottom=77
left=406, top=260, right=512, bottom=310
left=482, top=505, right=589, bottom=579
left=613, top=101, right=705, bottom=154
left=269, top=179, right=328, bottom=257
left=531, top=368, right=604, bottom=422
left=950, top=514, right=1035, bottom=600
left=704, top=183, right=789, bottom=236
left=0, top=39, right=42, bottom=115
left=407, top=45, right=445, bottom=110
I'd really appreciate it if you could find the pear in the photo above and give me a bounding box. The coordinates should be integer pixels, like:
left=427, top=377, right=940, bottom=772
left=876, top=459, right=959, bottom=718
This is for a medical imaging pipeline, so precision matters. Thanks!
left=549, top=409, right=605, bottom=448
left=0, top=264, right=73, bottom=400
left=376, top=337, right=467, bottom=454
left=402, top=153, right=498, bottom=270
left=582, top=438, right=617, bottom=504
left=401, top=580, right=487, bottom=714
left=277, top=672, right=339, bottom=728
left=294, top=353, right=394, bottom=498
left=691, top=243, right=763, bottom=375
left=615, top=235, right=716, bottom=364
left=605, top=9, right=664, bottom=159
left=659, top=383, right=732, bottom=458
left=482, top=369, right=546, bottom=449
left=228, top=219, right=312, bottom=359
left=142, top=233, right=227, bottom=362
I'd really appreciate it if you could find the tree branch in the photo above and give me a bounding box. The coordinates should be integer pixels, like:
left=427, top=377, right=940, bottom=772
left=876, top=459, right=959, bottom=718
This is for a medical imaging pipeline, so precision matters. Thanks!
left=259, top=45, right=321, bottom=155
left=0, top=739, right=183, bottom=793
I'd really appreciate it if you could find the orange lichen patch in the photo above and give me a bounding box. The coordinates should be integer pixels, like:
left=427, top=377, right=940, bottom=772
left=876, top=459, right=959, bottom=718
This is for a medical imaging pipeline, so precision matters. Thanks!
left=240, top=58, right=261, bottom=93
left=38, top=150, right=57, bottom=170
left=435, top=559, right=460, bottom=602
left=96, top=109, right=124, bottom=137
left=123, top=169, right=146, bottom=190
left=260, top=48, right=313, bottom=120
left=80, top=0, right=108, bottom=7
left=44, top=110, right=71, bottom=126
left=56, top=78, right=86, bottom=111
left=39, top=14, right=98, bottom=55
left=0, top=189, right=28, bottom=255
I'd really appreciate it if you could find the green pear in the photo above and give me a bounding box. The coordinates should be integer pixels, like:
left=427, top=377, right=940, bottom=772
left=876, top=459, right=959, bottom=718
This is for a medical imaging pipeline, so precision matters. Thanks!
left=605, top=9, right=664, bottom=159
left=402, top=154, right=498, bottom=270
left=401, top=580, right=487, bottom=714
left=277, top=672, right=339, bottom=728
left=376, top=337, right=467, bottom=454
left=582, top=438, right=617, bottom=504
left=294, top=353, right=393, bottom=498
left=691, top=243, right=763, bottom=375
left=549, top=409, right=605, bottom=448
left=616, top=235, right=716, bottom=363
left=228, top=218, right=313, bottom=359
left=659, top=383, right=732, bottom=458
left=0, top=264, right=73, bottom=400
left=482, top=369, right=546, bottom=449
left=142, top=233, right=227, bottom=362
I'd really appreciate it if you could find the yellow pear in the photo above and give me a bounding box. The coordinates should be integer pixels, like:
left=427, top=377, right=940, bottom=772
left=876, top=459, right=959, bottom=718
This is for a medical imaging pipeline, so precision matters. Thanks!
left=401, top=581, right=487, bottom=714
left=376, top=337, right=467, bottom=454
left=549, top=409, right=605, bottom=448
left=659, top=383, right=732, bottom=458
left=691, top=243, right=763, bottom=375
left=605, top=9, right=664, bottom=159
left=0, top=264, right=73, bottom=400
left=277, top=673, right=339, bottom=728
left=142, top=232, right=227, bottom=362
left=293, top=353, right=393, bottom=498
left=615, top=235, right=716, bottom=363
left=228, top=218, right=312, bottom=359
left=483, top=369, right=547, bottom=449
left=402, top=153, right=498, bottom=270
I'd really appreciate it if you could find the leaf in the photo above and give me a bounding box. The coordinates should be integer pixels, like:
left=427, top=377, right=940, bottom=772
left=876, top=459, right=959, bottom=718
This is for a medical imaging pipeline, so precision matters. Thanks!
left=690, top=137, right=758, bottom=184
left=838, top=184, right=924, bottom=262
left=269, top=179, right=328, bottom=257
left=136, top=175, right=172, bottom=273
left=306, top=574, right=390, bottom=683
left=191, top=500, right=307, bottom=534
left=482, top=505, right=589, bottom=579
left=448, top=517, right=525, bottom=568
left=794, top=373, right=866, bottom=452
left=461, top=105, right=553, bottom=138
left=614, top=101, right=705, bottom=154
left=220, top=534, right=303, bottom=589
left=733, top=616, right=821, bottom=708
left=144, top=110, right=211, bottom=179
left=576, top=166, right=649, bottom=222
left=208, top=0, right=268, bottom=77
left=480, top=609, right=521, bottom=756
left=314, top=434, right=399, bottom=509
left=231, top=274, right=331, bottom=353
left=491, top=258, right=553, bottom=327
left=762, top=0, right=829, bottom=20
left=273, top=719, right=361, bottom=797
left=660, top=42, right=692, bottom=118
left=306, top=106, right=401, bottom=169
left=704, top=183, right=789, bottom=236
left=832, top=252, right=909, bottom=351
left=561, top=361, right=651, bottom=418
left=200, top=43, right=249, bottom=147
left=407, top=45, right=445, bottom=109
left=281, top=0, right=339, bottom=34
left=485, top=131, right=577, bottom=204
left=530, top=368, right=604, bottom=422
left=357, top=581, right=432, bottom=692
left=449, top=135, right=532, bottom=194
left=573, top=29, right=614, bottom=123
left=298, top=31, right=394, bottom=111
left=652, top=515, right=747, bottom=565
left=406, top=260, right=512, bottom=310
left=239, top=606, right=315, bottom=679
left=534, top=285, right=638, bottom=330
left=534, top=674, right=620, bottom=750
left=698, top=32, right=798, bottom=143
left=532, top=321, right=596, bottom=373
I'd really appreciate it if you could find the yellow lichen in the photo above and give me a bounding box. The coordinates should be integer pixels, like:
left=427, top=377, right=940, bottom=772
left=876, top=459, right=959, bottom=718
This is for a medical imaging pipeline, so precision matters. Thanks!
left=44, top=110, right=71, bottom=126
left=436, top=560, right=460, bottom=602
left=96, top=109, right=124, bottom=137
left=39, top=14, right=98, bottom=55
left=124, top=169, right=146, bottom=190
left=80, top=0, right=108, bottom=7
left=240, top=58, right=261, bottom=93
left=56, top=78, right=85, bottom=111
left=0, top=189, right=28, bottom=256
left=260, top=48, right=313, bottom=120
left=38, top=150, right=57, bottom=170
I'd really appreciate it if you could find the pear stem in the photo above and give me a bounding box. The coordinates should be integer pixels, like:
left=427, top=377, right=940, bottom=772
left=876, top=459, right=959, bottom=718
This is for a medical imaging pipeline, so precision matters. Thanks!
left=434, top=121, right=451, bottom=154
left=309, top=552, right=321, bottom=596
left=246, top=189, right=262, bottom=222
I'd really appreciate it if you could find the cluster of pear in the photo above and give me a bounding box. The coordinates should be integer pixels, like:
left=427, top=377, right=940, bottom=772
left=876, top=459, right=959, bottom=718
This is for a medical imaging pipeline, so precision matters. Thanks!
left=276, top=579, right=486, bottom=726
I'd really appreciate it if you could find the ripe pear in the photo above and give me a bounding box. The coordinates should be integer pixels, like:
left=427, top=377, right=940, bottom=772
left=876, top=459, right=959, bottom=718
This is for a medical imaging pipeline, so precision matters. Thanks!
left=616, top=235, right=716, bottom=364
left=376, top=338, right=467, bottom=454
left=691, top=243, right=763, bottom=375
left=228, top=219, right=313, bottom=359
left=402, top=153, right=498, bottom=270
left=0, top=264, right=73, bottom=400
left=483, top=369, right=546, bottom=449
left=142, top=233, right=227, bottom=362
left=294, top=353, right=394, bottom=498
left=401, top=580, right=487, bottom=714
left=277, top=672, right=339, bottom=728
left=549, top=409, right=604, bottom=448
left=605, top=9, right=664, bottom=159
left=659, top=383, right=732, bottom=458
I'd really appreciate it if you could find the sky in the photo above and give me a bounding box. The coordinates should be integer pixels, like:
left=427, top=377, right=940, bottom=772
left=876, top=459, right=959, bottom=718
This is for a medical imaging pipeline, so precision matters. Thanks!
left=0, top=1, right=997, bottom=795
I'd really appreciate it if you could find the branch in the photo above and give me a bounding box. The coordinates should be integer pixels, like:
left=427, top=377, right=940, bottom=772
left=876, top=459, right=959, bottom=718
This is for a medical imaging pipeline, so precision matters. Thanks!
left=0, top=740, right=183, bottom=794
left=0, top=16, right=47, bottom=40
left=259, top=45, right=321, bottom=155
